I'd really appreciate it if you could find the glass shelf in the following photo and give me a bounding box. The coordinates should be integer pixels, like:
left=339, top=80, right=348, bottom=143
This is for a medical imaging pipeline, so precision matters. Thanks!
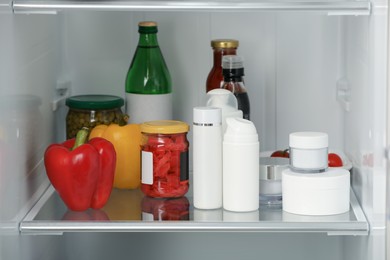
left=12, top=0, right=371, bottom=15
left=20, top=185, right=369, bottom=236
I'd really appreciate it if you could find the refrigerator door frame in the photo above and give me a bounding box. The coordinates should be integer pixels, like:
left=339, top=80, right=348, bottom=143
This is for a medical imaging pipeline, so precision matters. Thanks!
left=386, top=0, right=390, bottom=257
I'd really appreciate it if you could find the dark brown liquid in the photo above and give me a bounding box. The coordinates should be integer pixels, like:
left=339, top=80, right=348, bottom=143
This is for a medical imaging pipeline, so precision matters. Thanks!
left=235, top=92, right=250, bottom=120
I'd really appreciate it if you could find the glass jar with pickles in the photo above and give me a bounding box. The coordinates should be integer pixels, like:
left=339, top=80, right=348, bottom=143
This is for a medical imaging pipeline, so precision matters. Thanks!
left=66, top=95, right=126, bottom=139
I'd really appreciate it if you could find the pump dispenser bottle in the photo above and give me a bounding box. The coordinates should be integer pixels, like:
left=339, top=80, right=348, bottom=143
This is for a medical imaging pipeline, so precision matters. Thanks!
left=206, top=88, right=243, bottom=134
left=223, top=117, right=259, bottom=212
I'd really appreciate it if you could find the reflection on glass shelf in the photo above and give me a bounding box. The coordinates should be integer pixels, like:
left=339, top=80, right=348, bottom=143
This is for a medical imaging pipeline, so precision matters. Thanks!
left=20, top=185, right=368, bottom=235
left=62, top=209, right=110, bottom=221
left=103, top=188, right=143, bottom=221
left=193, top=208, right=223, bottom=222
left=141, top=196, right=190, bottom=221
left=12, top=0, right=371, bottom=15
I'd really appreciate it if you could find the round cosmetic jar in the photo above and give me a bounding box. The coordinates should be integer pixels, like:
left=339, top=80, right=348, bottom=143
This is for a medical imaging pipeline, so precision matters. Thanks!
left=259, top=157, right=289, bottom=205
left=289, top=132, right=328, bottom=173
left=282, top=167, right=350, bottom=215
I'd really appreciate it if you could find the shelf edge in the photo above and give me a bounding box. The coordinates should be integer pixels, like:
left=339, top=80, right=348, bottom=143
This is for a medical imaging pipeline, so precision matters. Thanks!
left=12, top=1, right=371, bottom=15
left=20, top=220, right=369, bottom=235
left=20, top=186, right=369, bottom=236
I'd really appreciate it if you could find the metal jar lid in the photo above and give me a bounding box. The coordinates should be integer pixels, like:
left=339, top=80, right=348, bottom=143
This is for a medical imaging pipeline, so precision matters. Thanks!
left=66, top=95, right=124, bottom=110
left=260, top=157, right=289, bottom=180
left=211, top=39, right=239, bottom=48
left=140, top=120, right=189, bottom=134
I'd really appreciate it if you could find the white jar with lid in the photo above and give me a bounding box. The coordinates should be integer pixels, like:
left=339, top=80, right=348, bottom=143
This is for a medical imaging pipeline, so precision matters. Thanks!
left=282, top=131, right=350, bottom=215
left=289, top=132, right=328, bottom=172
left=282, top=168, right=350, bottom=215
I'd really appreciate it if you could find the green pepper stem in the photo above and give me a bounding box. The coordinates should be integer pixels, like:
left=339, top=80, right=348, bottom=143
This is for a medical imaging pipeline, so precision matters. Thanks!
left=71, top=127, right=89, bottom=150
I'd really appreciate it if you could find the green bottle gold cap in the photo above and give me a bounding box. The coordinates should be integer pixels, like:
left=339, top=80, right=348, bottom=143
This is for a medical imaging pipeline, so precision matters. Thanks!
left=139, top=21, right=158, bottom=33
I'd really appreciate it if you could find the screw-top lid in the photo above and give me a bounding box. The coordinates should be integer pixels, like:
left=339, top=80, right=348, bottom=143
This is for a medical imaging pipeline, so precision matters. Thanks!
left=260, top=157, right=289, bottom=180
left=193, top=107, right=222, bottom=126
left=140, top=120, right=189, bottom=134
left=138, top=21, right=158, bottom=33
left=222, top=55, right=245, bottom=79
left=222, top=55, right=244, bottom=70
left=66, top=95, right=124, bottom=110
left=211, top=39, right=239, bottom=49
left=289, top=132, right=328, bottom=149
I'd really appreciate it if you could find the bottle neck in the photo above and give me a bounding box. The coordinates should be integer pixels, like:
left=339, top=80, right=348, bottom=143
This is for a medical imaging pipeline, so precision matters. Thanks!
left=224, top=76, right=244, bottom=82
left=223, top=68, right=244, bottom=82
left=138, top=33, right=159, bottom=47
left=213, top=48, right=237, bottom=67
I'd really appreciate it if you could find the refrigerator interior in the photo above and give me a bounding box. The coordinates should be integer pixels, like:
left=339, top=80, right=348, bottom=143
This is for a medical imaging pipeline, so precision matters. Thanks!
left=0, top=1, right=387, bottom=259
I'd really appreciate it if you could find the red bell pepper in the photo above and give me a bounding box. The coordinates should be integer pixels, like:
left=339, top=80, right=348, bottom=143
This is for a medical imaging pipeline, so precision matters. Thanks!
left=44, top=128, right=116, bottom=211
left=62, top=209, right=110, bottom=221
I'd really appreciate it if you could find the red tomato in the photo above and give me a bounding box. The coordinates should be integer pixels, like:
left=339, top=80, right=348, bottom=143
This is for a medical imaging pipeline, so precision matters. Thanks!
left=271, top=149, right=289, bottom=158
left=328, top=153, right=343, bottom=167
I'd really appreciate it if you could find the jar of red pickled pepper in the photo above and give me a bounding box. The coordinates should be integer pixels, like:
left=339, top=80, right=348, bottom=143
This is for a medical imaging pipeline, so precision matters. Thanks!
left=140, top=120, right=189, bottom=198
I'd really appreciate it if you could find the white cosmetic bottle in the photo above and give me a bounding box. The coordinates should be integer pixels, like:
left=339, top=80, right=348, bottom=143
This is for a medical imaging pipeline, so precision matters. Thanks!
left=193, top=106, right=222, bottom=209
left=206, top=88, right=243, bottom=134
left=223, top=117, right=259, bottom=212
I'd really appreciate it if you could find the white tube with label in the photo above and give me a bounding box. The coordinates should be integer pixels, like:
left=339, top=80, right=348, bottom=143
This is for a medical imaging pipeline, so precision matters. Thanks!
left=193, top=107, right=222, bottom=209
left=223, top=117, right=259, bottom=212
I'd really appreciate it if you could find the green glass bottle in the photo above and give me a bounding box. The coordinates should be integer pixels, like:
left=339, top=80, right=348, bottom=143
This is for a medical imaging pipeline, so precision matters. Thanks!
left=125, top=21, right=172, bottom=124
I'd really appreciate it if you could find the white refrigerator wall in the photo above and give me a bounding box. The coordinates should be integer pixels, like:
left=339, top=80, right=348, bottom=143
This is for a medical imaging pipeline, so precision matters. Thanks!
left=0, top=5, right=387, bottom=260
left=0, top=12, right=67, bottom=259
left=64, top=11, right=345, bottom=151
left=343, top=1, right=388, bottom=259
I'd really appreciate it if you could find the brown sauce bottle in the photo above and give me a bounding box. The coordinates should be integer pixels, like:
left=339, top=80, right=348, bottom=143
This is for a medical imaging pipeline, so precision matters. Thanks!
left=206, top=39, right=239, bottom=93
